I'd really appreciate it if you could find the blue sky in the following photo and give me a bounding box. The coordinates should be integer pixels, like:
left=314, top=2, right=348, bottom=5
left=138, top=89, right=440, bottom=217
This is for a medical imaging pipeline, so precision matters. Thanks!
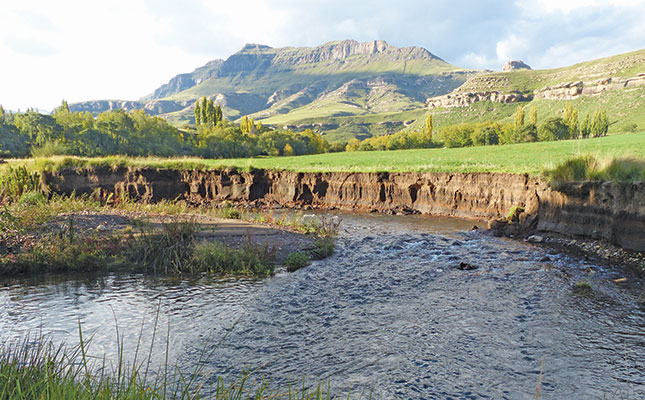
left=1, top=0, right=644, bottom=112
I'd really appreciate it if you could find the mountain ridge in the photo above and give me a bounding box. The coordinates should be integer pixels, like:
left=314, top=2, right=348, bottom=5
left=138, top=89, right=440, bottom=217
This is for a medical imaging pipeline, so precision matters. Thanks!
left=69, top=41, right=645, bottom=142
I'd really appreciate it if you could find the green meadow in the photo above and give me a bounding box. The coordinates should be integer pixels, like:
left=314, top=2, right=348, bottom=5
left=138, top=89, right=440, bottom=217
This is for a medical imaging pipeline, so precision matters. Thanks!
left=10, top=131, right=643, bottom=176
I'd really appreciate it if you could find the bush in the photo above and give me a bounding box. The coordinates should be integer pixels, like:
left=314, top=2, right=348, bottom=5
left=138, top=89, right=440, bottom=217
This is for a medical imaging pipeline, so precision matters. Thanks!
left=190, top=241, right=275, bottom=276
left=285, top=251, right=311, bottom=272
left=620, top=122, right=638, bottom=133
left=538, top=117, right=569, bottom=142
left=18, top=191, right=46, bottom=206
left=0, top=166, right=43, bottom=204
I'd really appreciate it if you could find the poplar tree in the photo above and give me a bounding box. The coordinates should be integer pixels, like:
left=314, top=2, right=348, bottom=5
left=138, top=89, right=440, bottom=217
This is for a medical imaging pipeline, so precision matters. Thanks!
left=425, top=114, right=433, bottom=141
left=194, top=100, right=201, bottom=126
left=206, top=99, right=216, bottom=125
left=581, top=113, right=592, bottom=138
left=514, top=105, right=525, bottom=128
left=215, top=105, right=223, bottom=125
left=528, top=106, right=537, bottom=126
left=200, top=97, right=208, bottom=125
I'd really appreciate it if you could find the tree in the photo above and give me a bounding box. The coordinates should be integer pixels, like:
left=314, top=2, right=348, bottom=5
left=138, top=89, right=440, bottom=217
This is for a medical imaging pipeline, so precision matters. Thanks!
left=563, top=104, right=578, bottom=138
left=580, top=113, right=592, bottom=138
left=194, top=100, right=201, bottom=126
left=591, top=109, right=609, bottom=137
left=206, top=99, right=216, bottom=125
left=528, top=106, right=537, bottom=126
left=283, top=143, right=294, bottom=156
left=538, top=117, right=569, bottom=142
left=200, top=97, right=208, bottom=125
left=425, top=114, right=433, bottom=141
left=514, top=105, right=525, bottom=128
left=215, top=105, right=223, bottom=124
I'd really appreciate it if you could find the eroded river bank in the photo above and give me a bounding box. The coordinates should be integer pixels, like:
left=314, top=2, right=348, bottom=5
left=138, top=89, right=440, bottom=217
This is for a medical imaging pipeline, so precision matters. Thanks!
left=1, top=211, right=643, bottom=398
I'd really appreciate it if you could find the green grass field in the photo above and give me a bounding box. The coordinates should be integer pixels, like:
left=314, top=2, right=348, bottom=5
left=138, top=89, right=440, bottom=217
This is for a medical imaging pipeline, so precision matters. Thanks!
left=7, top=132, right=643, bottom=176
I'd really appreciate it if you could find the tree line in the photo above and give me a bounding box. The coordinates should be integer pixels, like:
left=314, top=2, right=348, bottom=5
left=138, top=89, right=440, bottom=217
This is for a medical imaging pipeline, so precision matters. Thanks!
left=0, top=100, right=617, bottom=159
left=0, top=101, right=329, bottom=158
left=346, top=104, right=611, bottom=152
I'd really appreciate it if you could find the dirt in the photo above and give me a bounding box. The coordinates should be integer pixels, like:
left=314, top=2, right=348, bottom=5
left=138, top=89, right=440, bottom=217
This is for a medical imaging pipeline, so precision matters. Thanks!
left=44, top=167, right=645, bottom=252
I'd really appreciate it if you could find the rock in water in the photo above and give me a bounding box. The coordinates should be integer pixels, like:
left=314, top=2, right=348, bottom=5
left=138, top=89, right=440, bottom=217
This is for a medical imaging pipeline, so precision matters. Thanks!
left=457, top=262, right=478, bottom=270
left=502, top=60, right=532, bottom=72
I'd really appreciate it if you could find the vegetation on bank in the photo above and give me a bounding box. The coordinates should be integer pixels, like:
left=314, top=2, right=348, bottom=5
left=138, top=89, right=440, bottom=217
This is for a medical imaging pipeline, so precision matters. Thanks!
left=0, top=332, right=346, bottom=399
left=0, top=103, right=330, bottom=159
left=0, top=166, right=338, bottom=276
left=7, top=132, right=641, bottom=176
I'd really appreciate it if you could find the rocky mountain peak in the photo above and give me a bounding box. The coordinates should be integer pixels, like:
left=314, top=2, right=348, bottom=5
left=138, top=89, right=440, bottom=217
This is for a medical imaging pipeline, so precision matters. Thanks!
left=502, top=60, right=532, bottom=72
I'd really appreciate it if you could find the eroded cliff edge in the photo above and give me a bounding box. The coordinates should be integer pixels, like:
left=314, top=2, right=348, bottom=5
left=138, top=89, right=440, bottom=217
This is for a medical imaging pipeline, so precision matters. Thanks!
left=43, top=167, right=645, bottom=251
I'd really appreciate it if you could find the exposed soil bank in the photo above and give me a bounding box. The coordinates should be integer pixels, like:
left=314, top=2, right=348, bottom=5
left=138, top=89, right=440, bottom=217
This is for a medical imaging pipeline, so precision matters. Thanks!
left=43, top=167, right=645, bottom=251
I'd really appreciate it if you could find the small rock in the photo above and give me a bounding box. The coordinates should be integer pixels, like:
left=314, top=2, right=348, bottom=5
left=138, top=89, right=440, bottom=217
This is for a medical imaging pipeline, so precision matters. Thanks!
left=540, top=256, right=551, bottom=262
left=457, top=262, right=478, bottom=271
left=527, top=235, right=544, bottom=243
left=96, top=224, right=109, bottom=232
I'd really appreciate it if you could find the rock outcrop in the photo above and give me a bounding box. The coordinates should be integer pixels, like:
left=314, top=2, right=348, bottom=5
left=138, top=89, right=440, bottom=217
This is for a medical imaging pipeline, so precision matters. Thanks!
left=535, top=74, right=645, bottom=100
left=426, top=90, right=532, bottom=108
left=44, top=167, right=645, bottom=251
left=502, top=60, right=531, bottom=72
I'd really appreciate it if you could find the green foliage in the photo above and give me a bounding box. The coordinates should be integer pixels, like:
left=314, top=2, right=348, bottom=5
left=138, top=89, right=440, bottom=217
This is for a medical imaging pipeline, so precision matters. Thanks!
left=562, top=104, right=579, bottom=138
left=544, top=154, right=645, bottom=186
left=31, top=140, right=69, bottom=157
left=573, top=280, right=593, bottom=297
left=620, top=122, right=638, bottom=133
left=190, top=240, right=276, bottom=276
left=127, top=221, right=197, bottom=273
left=309, top=237, right=336, bottom=260
left=285, top=251, right=311, bottom=272
left=538, top=117, right=569, bottom=142
left=18, top=190, right=45, bottom=206
left=0, top=165, right=42, bottom=204
left=0, top=332, right=346, bottom=400
left=425, top=114, right=433, bottom=141
left=591, top=109, right=609, bottom=137
left=528, top=106, right=537, bottom=126
left=514, top=105, right=525, bottom=128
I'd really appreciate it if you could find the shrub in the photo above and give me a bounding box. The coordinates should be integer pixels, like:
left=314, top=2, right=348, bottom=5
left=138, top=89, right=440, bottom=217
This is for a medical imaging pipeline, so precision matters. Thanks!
left=538, top=117, right=569, bottom=142
left=18, top=190, right=46, bottom=206
left=190, top=240, right=275, bottom=276
left=285, top=251, right=311, bottom=272
left=0, top=166, right=43, bottom=203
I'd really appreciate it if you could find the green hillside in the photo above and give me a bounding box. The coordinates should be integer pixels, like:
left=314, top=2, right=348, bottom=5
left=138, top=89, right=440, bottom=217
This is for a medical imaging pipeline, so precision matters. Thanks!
left=68, top=42, right=645, bottom=143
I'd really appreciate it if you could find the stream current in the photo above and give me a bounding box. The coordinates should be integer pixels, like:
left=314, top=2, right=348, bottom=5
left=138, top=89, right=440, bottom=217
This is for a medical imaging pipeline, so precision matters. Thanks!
left=1, top=212, right=643, bottom=399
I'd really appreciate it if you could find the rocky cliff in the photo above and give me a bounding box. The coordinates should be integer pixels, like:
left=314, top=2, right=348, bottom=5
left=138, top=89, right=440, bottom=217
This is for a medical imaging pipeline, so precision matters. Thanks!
left=426, top=90, right=532, bottom=108
left=44, top=167, right=645, bottom=251
left=534, top=74, right=645, bottom=100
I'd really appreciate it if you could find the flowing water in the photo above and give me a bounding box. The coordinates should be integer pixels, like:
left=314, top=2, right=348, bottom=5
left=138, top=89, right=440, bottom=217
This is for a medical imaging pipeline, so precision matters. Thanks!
left=1, top=212, right=643, bottom=399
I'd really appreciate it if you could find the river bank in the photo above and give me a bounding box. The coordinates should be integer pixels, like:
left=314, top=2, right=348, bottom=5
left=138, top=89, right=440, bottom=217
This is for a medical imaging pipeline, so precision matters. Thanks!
left=42, top=166, right=645, bottom=254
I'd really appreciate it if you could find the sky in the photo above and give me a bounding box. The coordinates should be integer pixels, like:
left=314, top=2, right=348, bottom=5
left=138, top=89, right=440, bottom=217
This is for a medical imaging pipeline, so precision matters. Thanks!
left=1, top=0, right=644, bottom=112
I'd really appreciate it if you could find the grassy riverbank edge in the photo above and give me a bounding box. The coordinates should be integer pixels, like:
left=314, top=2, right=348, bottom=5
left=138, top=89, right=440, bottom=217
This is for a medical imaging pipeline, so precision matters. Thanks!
left=0, top=330, right=350, bottom=400
left=0, top=192, right=338, bottom=277
left=2, top=132, right=644, bottom=176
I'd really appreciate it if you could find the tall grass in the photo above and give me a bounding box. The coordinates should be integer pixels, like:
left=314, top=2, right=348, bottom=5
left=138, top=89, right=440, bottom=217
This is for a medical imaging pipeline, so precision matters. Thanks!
left=544, top=154, right=645, bottom=187
left=0, top=166, right=43, bottom=204
left=0, top=330, right=344, bottom=399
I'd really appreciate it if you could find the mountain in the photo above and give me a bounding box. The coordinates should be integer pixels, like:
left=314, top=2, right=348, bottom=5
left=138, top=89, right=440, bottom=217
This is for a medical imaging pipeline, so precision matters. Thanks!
left=69, top=41, right=645, bottom=142
left=70, top=40, right=476, bottom=141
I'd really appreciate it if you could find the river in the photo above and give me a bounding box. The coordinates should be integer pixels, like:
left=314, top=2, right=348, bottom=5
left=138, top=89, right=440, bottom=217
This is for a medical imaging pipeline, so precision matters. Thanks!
left=1, top=212, right=643, bottom=399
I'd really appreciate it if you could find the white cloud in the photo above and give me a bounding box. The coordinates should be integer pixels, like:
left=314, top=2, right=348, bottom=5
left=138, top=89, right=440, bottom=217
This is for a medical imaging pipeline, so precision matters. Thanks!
left=1, top=0, right=644, bottom=111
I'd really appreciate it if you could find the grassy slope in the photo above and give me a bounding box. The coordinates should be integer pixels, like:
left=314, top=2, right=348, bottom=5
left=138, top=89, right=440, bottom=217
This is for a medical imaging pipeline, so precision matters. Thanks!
left=455, top=48, right=645, bottom=94
left=11, top=132, right=643, bottom=176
